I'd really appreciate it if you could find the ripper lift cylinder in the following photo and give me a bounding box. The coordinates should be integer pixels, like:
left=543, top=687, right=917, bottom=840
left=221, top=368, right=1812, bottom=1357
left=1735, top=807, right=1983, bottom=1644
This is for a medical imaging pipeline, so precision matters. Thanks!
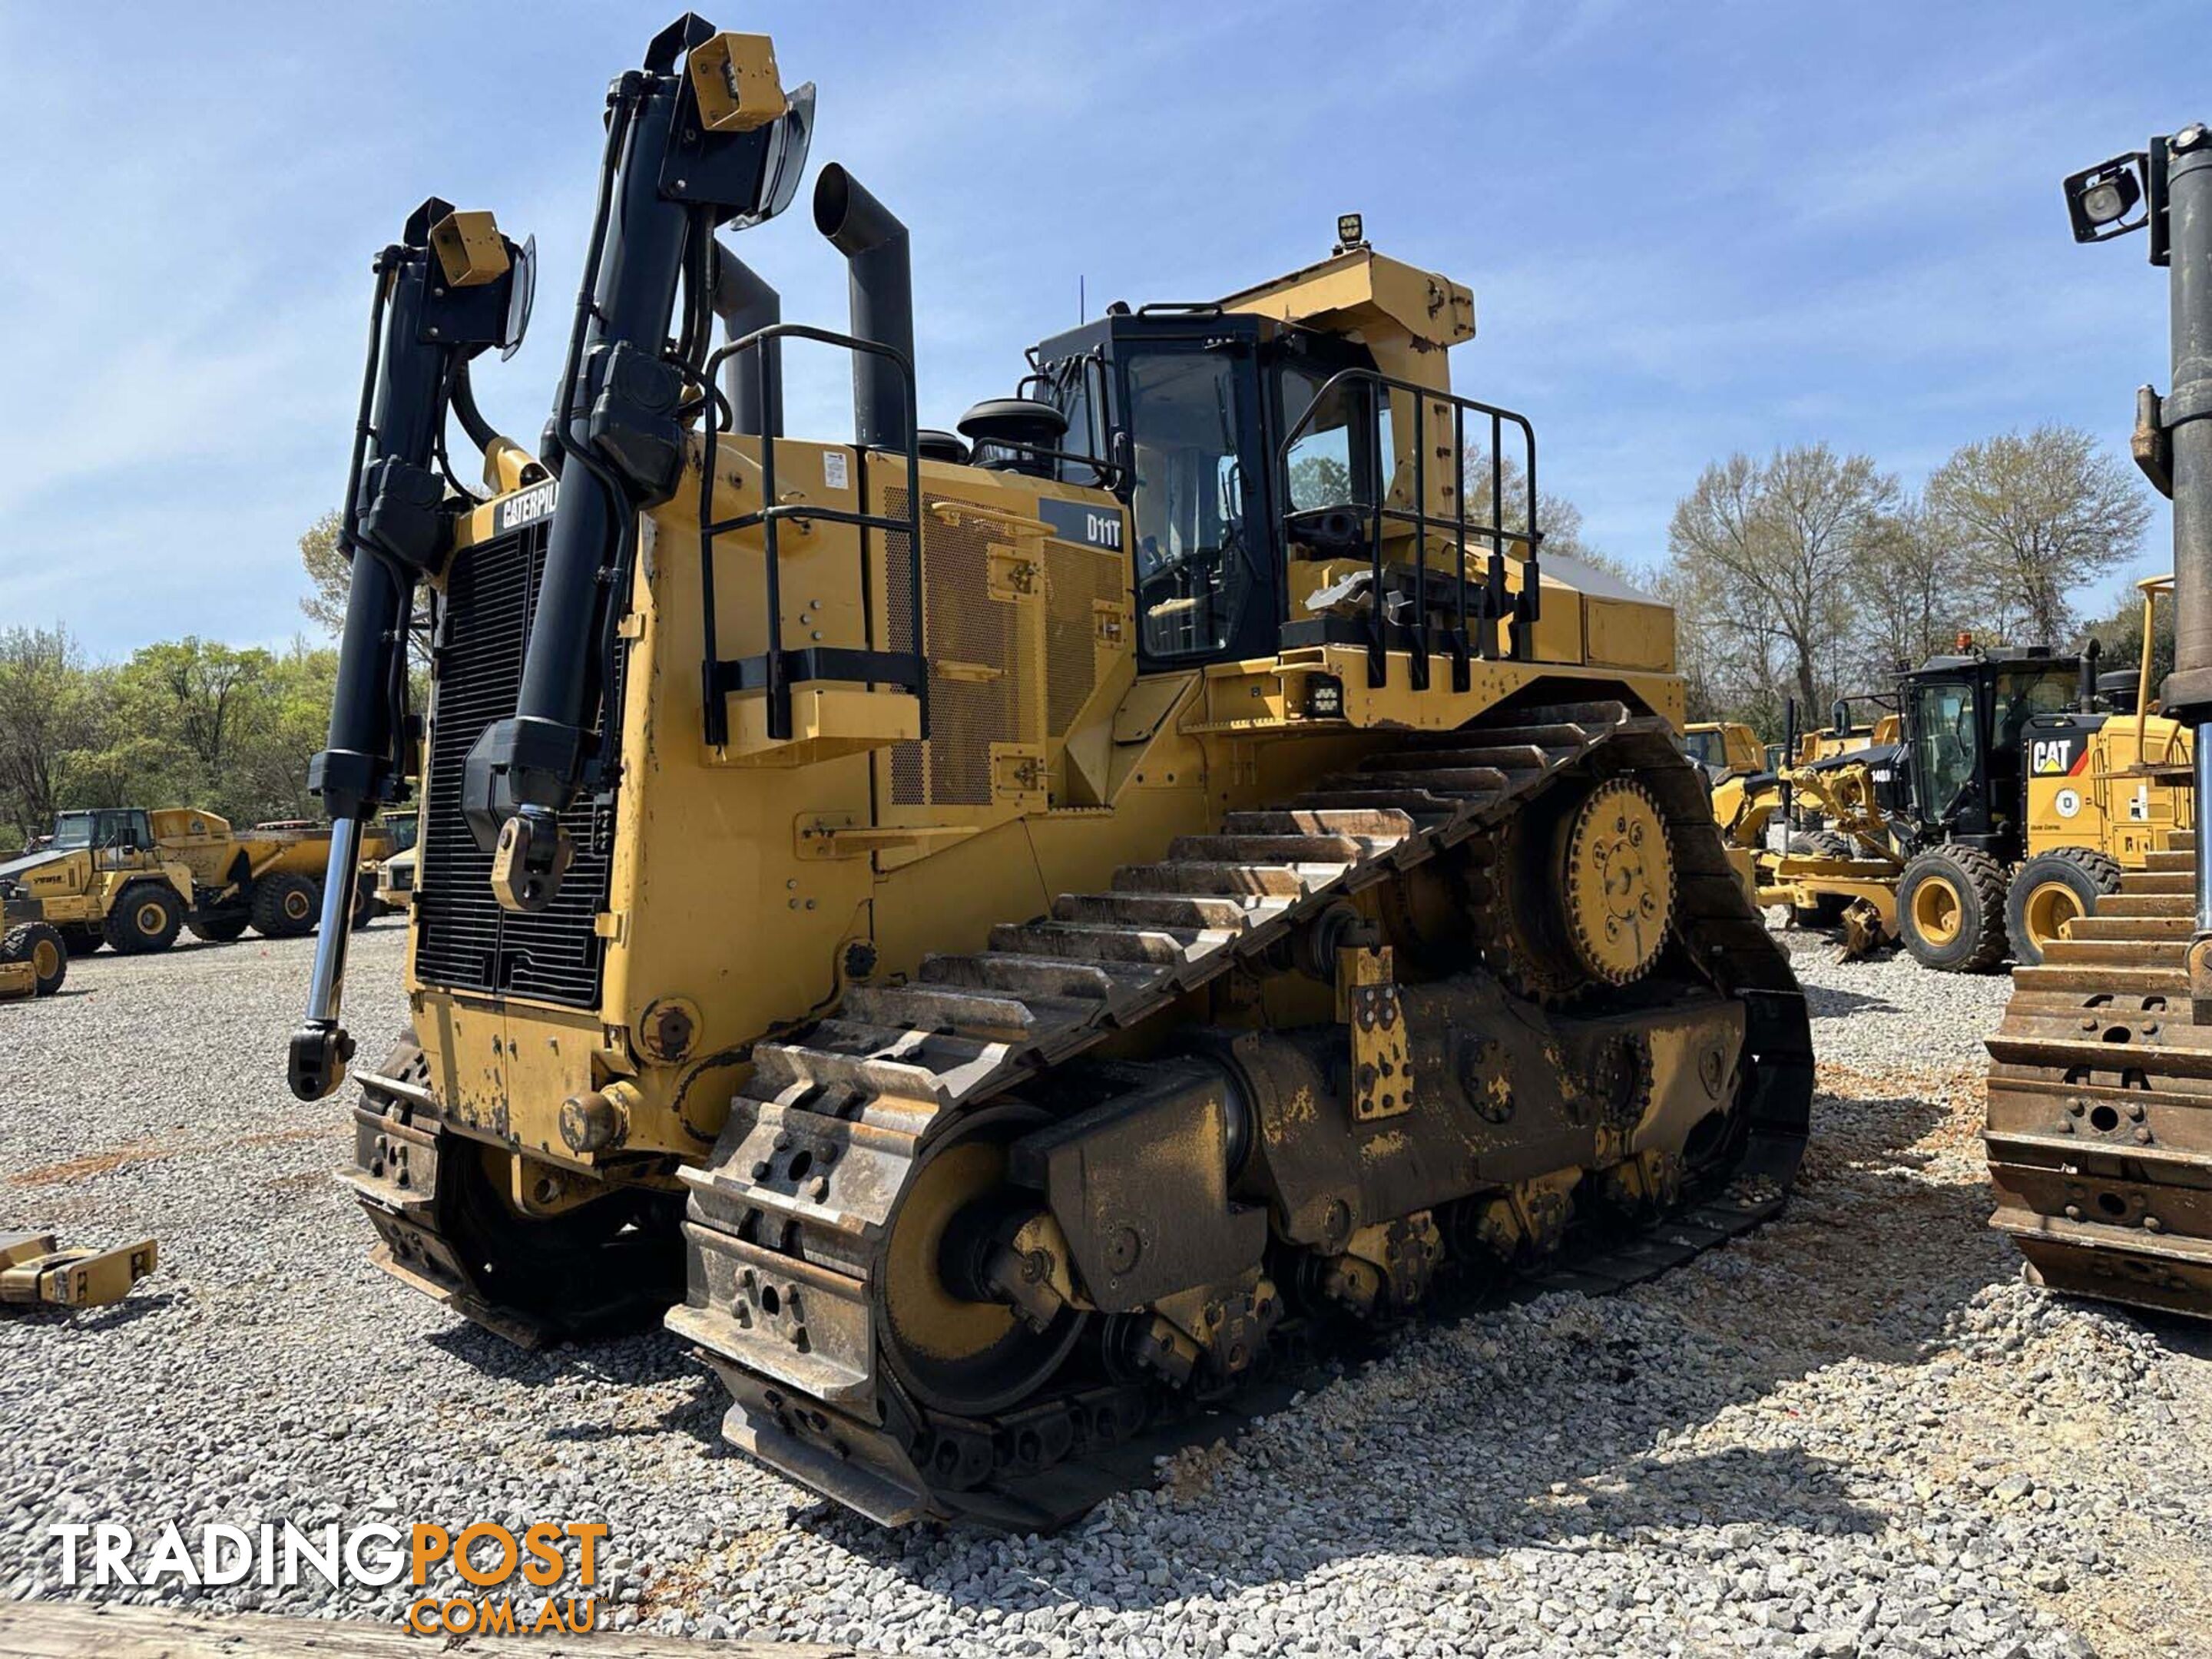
left=290, top=200, right=531, bottom=1101
left=462, top=20, right=816, bottom=903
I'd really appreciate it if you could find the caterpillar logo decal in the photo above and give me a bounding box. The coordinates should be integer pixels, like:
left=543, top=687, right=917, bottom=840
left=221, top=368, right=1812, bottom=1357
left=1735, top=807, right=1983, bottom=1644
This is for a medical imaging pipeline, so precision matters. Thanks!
left=492, top=482, right=558, bottom=535
left=2029, top=734, right=2088, bottom=777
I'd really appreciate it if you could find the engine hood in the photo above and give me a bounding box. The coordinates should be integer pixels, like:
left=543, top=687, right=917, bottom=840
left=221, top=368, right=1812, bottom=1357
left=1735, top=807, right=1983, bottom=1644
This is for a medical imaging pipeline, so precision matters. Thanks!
left=0, top=848, right=71, bottom=886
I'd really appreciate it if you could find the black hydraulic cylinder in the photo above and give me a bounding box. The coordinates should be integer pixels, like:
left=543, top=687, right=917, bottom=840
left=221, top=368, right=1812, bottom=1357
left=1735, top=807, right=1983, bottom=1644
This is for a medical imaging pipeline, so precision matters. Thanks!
left=712, top=244, right=781, bottom=437
left=313, top=250, right=448, bottom=823
left=465, top=72, right=696, bottom=838
left=814, top=164, right=915, bottom=453
left=291, top=197, right=530, bottom=1102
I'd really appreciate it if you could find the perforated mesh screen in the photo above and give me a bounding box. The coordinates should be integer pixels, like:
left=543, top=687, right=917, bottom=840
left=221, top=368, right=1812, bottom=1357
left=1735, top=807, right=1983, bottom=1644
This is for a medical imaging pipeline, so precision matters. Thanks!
left=1045, top=545, right=1123, bottom=733
left=415, top=523, right=621, bottom=1009
left=886, top=492, right=1018, bottom=808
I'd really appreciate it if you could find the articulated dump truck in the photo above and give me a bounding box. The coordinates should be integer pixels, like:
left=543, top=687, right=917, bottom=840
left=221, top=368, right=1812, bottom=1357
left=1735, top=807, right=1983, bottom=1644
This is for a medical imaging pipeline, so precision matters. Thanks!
left=1985, top=121, right=2212, bottom=1319
left=290, top=15, right=1811, bottom=1528
left=0, top=807, right=396, bottom=955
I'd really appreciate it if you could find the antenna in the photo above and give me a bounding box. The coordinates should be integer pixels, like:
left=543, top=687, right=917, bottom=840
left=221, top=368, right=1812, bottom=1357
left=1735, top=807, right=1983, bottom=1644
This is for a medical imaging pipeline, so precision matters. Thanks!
left=1079, top=274, right=1086, bottom=323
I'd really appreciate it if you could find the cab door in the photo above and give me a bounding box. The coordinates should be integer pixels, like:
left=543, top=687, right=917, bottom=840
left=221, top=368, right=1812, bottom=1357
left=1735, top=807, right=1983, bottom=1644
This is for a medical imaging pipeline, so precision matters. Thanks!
left=1908, top=680, right=1987, bottom=836
left=1116, top=326, right=1279, bottom=669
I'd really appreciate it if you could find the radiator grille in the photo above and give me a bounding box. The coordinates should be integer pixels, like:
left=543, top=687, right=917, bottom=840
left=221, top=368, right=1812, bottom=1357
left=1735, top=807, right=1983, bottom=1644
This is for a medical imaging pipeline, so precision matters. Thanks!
left=415, top=522, right=621, bottom=1009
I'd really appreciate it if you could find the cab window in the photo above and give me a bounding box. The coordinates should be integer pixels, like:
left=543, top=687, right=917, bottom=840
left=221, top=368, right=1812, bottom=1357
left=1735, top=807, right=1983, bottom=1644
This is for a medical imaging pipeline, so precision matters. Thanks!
left=1128, top=350, right=1257, bottom=658
left=1994, top=667, right=2073, bottom=752
left=52, top=810, right=147, bottom=852
left=1913, top=681, right=1979, bottom=819
left=1279, top=363, right=1386, bottom=516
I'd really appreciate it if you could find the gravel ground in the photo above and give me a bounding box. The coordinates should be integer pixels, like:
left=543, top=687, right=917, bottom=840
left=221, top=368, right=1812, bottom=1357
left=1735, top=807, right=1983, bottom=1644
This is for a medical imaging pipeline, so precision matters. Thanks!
left=5, top=920, right=2212, bottom=1657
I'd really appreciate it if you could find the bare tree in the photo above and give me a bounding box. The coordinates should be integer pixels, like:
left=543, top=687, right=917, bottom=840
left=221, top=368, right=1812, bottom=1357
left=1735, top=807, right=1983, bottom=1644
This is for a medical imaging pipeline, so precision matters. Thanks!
left=1922, top=425, right=2151, bottom=644
left=1846, top=505, right=1969, bottom=682
left=298, top=509, right=349, bottom=639
left=1662, top=445, right=1900, bottom=717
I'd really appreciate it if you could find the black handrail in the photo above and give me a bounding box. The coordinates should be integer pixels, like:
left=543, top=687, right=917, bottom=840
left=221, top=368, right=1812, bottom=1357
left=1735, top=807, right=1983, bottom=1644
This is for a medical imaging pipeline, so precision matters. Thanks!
left=697, top=322, right=926, bottom=747
left=1277, top=366, right=1540, bottom=691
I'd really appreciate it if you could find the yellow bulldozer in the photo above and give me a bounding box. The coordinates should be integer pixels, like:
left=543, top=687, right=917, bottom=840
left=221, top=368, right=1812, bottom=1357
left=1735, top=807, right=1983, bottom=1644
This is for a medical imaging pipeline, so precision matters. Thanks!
left=0, top=807, right=397, bottom=956
left=288, top=17, right=1812, bottom=1528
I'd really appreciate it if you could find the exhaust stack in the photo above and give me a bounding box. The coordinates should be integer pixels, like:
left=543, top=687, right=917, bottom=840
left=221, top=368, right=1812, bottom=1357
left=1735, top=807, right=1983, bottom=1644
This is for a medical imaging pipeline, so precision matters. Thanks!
left=813, top=164, right=914, bottom=452
left=710, top=243, right=782, bottom=438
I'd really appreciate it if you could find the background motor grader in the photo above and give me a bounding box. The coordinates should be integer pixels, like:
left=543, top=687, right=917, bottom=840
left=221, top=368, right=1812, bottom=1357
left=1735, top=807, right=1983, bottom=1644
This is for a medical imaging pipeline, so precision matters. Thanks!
left=1710, top=630, right=2191, bottom=970
left=291, top=16, right=1813, bottom=1529
left=0, top=807, right=396, bottom=955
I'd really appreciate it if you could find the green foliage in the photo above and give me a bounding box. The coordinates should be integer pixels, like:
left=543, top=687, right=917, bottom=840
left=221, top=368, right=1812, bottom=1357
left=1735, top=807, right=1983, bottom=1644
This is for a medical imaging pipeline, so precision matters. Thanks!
left=2074, top=580, right=2174, bottom=697
left=0, top=629, right=338, bottom=852
left=299, top=509, right=349, bottom=639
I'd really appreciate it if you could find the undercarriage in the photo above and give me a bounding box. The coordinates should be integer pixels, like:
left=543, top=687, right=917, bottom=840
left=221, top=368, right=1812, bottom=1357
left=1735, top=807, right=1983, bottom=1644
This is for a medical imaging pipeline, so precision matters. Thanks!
left=346, top=701, right=1810, bottom=1527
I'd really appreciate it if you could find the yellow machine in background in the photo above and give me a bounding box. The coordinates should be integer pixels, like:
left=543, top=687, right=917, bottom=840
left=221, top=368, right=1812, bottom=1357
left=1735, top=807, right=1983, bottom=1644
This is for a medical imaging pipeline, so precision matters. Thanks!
left=298, top=17, right=1812, bottom=1531
left=0, top=920, right=67, bottom=1001
left=1704, top=595, right=2193, bottom=969
left=0, top=807, right=395, bottom=955
left=2007, top=577, right=2192, bottom=959
left=1683, top=720, right=1763, bottom=781
left=0, top=1232, right=157, bottom=1309
left=375, top=845, right=417, bottom=915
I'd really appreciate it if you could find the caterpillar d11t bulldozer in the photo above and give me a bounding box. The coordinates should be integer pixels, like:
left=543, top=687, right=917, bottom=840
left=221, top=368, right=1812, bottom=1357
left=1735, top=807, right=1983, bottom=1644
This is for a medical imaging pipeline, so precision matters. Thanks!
left=1985, top=120, right=2212, bottom=1317
left=290, top=15, right=1812, bottom=1528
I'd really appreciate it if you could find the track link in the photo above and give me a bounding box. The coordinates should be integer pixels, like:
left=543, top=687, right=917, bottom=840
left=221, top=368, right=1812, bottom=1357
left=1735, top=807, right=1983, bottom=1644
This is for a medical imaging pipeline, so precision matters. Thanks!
left=671, top=700, right=1812, bottom=1528
left=1986, top=830, right=2212, bottom=1317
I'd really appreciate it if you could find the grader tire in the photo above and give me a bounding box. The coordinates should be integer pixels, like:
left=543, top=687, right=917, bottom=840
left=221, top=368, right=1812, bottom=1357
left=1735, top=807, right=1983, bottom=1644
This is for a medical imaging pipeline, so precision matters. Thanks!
left=103, top=883, right=184, bottom=955
left=2, top=922, right=68, bottom=995
left=1897, top=846, right=2009, bottom=973
left=252, top=873, right=322, bottom=939
left=2005, top=848, right=2122, bottom=968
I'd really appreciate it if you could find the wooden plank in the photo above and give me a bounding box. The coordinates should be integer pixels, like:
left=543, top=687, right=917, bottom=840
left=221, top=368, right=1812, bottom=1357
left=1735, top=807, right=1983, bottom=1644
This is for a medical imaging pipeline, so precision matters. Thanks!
left=0, top=1601, right=879, bottom=1659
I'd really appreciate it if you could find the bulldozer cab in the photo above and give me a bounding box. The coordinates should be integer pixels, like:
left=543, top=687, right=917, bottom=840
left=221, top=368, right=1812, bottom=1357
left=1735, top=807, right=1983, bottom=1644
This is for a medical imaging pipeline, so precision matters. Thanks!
left=1682, top=720, right=1764, bottom=782
left=1896, top=651, right=2078, bottom=853
left=1024, top=243, right=1536, bottom=680
left=1027, top=308, right=1384, bottom=667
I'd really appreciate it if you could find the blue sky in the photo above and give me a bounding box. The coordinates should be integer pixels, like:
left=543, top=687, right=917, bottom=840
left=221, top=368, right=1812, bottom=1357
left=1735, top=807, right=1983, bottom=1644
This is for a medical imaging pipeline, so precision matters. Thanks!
left=0, top=0, right=2197, bottom=657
